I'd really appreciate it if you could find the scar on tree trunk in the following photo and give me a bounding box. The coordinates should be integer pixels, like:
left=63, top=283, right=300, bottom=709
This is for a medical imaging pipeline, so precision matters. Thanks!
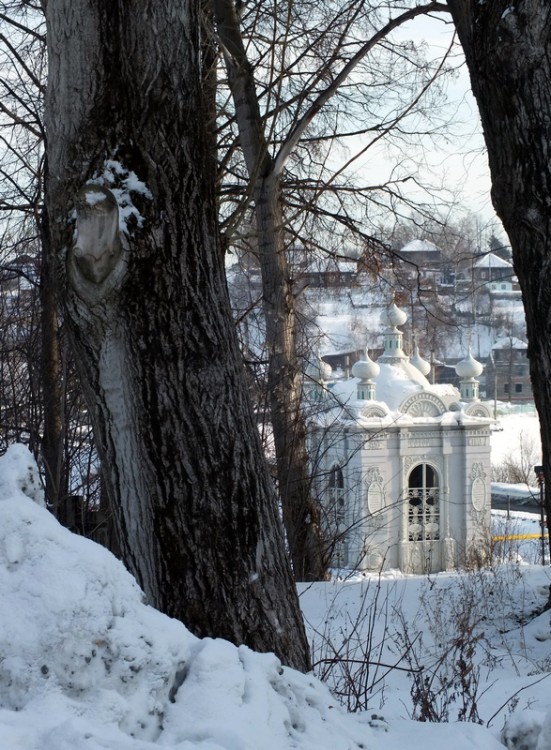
left=71, top=185, right=123, bottom=287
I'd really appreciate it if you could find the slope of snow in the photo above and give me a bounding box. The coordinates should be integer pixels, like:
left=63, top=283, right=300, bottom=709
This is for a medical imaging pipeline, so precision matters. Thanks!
left=0, top=443, right=548, bottom=750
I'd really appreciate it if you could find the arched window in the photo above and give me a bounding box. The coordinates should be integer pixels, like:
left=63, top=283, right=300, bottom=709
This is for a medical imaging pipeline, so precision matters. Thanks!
left=328, top=465, right=344, bottom=503
left=328, top=465, right=347, bottom=566
left=407, top=464, right=440, bottom=542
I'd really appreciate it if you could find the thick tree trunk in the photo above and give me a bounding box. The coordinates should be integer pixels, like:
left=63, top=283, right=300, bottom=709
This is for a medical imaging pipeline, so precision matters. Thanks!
left=44, top=0, right=310, bottom=671
left=214, top=0, right=328, bottom=581
left=447, top=1, right=551, bottom=541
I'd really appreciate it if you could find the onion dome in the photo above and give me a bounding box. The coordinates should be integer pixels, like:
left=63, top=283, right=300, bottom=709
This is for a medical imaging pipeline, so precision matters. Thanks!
left=410, top=345, right=431, bottom=377
left=380, top=301, right=407, bottom=362
left=352, top=350, right=380, bottom=401
left=455, top=350, right=483, bottom=379
left=386, top=302, right=408, bottom=328
left=352, top=351, right=380, bottom=381
left=456, top=348, right=483, bottom=402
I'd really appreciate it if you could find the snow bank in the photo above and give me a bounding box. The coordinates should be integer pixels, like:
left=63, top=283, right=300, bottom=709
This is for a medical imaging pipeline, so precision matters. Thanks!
left=0, top=445, right=370, bottom=749
left=0, top=445, right=191, bottom=744
left=0, top=444, right=532, bottom=749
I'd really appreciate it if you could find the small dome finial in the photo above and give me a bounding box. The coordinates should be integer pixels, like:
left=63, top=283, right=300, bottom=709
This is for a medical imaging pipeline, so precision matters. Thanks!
left=411, top=341, right=431, bottom=377
left=455, top=349, right=483, bottom=379
left=386, top=301, right=407, bottom=329
left=352, top=349, right=380, bottom=401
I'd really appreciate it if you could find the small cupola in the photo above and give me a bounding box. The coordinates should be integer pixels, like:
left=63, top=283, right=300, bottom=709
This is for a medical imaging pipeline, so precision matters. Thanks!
left=379, top=302, right=408, bottom=362
left=455, top=349, right=483, bottom=402
left=352, top=351, right=380, bottom=400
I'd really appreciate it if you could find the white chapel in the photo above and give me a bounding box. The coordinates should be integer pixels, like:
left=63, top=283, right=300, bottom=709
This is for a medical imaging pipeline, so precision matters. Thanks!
left=307, top=302, right=493, bottom=574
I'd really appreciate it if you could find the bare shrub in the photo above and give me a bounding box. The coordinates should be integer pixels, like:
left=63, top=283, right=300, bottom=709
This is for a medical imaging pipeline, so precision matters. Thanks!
left=308, top=577, right=413, bottom=713
left=393, top=585, right=485, bottom=723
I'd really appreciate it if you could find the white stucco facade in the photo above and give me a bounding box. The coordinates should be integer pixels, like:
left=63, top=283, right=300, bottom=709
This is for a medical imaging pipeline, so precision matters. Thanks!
left=307, top=303, right=493, bottom=574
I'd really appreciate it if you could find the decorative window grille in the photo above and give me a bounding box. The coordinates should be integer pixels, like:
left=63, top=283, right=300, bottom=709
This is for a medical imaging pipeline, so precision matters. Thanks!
left=407, top=464, right=440, bottom=542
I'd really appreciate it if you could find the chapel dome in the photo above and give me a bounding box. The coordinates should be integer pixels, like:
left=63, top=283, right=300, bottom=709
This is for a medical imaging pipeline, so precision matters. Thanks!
left=455, top=350, right=483, bottom=379
left=386, top=302, right=408, bottom=328
left=352, top=352, right=380, bottom=381
left=410, top=346, right=431, bottom=377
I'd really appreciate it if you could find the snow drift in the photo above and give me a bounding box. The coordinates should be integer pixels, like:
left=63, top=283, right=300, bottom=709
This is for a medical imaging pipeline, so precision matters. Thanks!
left=0, top=444, right=528, bottom=749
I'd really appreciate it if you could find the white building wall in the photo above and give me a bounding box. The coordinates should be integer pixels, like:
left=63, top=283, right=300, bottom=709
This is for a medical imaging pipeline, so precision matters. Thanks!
left=313, top=416, right=492, bottom=574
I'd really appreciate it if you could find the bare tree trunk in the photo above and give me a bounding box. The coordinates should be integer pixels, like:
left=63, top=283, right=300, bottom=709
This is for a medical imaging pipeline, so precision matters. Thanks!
left=447, top=1, right=551, bottom=543
left=214, top=0, right=328, bottom=581
left=213, top=0, right=449, bottom=580
left=43, top=0, right=310, bottom=671
left=255, top=173, right=328, bottom=580
left=39, top=207, right=67, bottom=517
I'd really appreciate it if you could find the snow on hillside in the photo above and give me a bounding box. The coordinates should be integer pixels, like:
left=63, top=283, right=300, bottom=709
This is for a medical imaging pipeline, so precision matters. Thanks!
left=0, top=441, right=550, bottom=750
left=306, top=284, right=526, bottom=362
left=491, top=407, right=541, bottom=467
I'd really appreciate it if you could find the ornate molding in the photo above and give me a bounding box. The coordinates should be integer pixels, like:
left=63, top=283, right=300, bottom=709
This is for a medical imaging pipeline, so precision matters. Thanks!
left=365, top=466, right=384, bottom=485
left=468, top=437, right=487, bottom=446
left=470, top=462, right=487, bottom=481
left=465, top=403, right=492, bottom=418
left=403, top=456, right=443, bottom=473
left=400, top=391, right=447, bottom=417
left=471, top=478, right=487, bottom=512
left=360, top=405, right=389, bottom=419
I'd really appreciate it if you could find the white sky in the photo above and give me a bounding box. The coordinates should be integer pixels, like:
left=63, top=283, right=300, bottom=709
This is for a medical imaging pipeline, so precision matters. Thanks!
left=333, top=10, right=497, bottom=230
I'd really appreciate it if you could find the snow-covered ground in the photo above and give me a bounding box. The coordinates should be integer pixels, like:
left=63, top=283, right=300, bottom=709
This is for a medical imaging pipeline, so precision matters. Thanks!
left=1, top=417, right=551, bottom=749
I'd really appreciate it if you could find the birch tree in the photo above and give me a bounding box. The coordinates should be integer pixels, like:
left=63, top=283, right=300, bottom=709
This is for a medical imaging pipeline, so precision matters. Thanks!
left=43, top=0, right=310, bottom=671
left=445, top=1, right=551, bottom=547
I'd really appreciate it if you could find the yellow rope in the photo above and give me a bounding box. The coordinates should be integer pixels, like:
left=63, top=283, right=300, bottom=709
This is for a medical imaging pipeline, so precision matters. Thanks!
left=492, top=533, right=548, bottom=542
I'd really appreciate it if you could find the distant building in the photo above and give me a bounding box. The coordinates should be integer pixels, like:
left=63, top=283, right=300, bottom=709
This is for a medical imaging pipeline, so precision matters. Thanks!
left=395, top=239, right=444, bottom=285
left=299, top=257, right=358, bottom=288
left=486, top=337, right=532, bottom=402
left=307, top=302, right=492, bottom=574
left=472, top=252, right=518, bottom=293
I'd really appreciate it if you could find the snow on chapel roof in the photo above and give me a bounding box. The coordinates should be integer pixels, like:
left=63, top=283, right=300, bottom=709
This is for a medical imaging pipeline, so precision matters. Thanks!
left=324, top=301, right=461, bottom=413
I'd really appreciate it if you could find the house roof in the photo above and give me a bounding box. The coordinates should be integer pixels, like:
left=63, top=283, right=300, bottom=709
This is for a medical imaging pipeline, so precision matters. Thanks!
left=399, top=239, right=442, bottom=255
left=473, top=252, right=513, bottom=269
left=492, top=337, right=528, bottom=351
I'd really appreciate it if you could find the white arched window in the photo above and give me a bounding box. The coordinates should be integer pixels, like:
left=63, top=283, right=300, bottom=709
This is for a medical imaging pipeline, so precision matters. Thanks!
left=407, top=464, right=440, bottom=542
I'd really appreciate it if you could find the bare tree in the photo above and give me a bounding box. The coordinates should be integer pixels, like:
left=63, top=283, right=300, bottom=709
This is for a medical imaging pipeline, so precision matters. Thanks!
left=213, top=0, right=451, bottom=580
left=445, top=1, right=551, bottom=546
left=0, top=3, right=73, bottom=519
left=42, top=0, right=310, bottom=670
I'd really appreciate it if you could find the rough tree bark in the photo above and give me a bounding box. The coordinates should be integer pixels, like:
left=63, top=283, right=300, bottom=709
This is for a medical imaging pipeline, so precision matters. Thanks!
left=446, top=1, right=551, bottom=546
left=39, top=209, right=68, bottom=520
left=43, top=0, right=310, bottom=671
